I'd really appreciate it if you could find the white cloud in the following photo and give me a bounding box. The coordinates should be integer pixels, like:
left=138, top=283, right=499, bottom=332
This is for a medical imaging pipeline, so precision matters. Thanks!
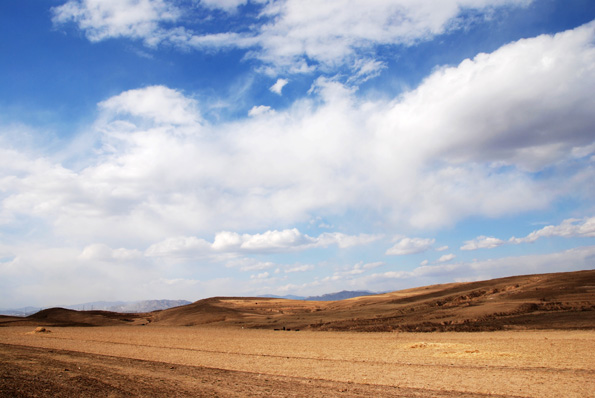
left=99, top=85, right=200, bottom=126
left=2, top=23, right=595, bottom=260
left=317, top=232, right=383, bottom=249
left=52, top=0, right=180, bottom=46
left=465, top=245, right=595, bottom=277
left=347, top=58, right=387, bottom=84
left=361, top=245, right=595, bottom=292
left=251, top=271, right=270, bottom=279
left=461, top=217, right=595, bottom=251
left=200, top=0, right=247, bottom=12
left=510, top=216, right=595, bottom=244
left=145, top=228, right=378, bottom=258
left=80, top=243, right=143, bottom=261
left=242, top=262, right=276, bottom=272
left=436, top=246, right=449, bottom=252
left=145, top=236, right=212, bottom=258
left=323, top=261, right=385, bottom=282
left=0, top=244, right=158, bottom=308
left=386, top=237, right=435, bottom=255
left=211, top=231, right=244, bottom=251
left=236, top=228, right=315, bottom=251
left=437, top=253, right=456, bottom=263
left=363, top=261, right=384, bottom=270
left=248, top=105, right=274, bottom=117
left=53, top=0, right=534, bottom=74
left=243, top=0, right=534, bottom=73
left=461, top=236, right=506, bottom=251
left=391, top=21, right=595, bottom=172
left=285, top=264, right=314, bottom=273
left=270, top=78, right=288, bottom=95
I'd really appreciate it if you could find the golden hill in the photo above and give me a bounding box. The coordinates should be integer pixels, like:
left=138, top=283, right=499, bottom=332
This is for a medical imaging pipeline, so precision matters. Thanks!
left=2, top=270, right=593, bottom=331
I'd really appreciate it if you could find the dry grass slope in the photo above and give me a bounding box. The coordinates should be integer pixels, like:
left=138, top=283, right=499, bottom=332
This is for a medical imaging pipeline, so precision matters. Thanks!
left=1, top=270, right=593, bottom=331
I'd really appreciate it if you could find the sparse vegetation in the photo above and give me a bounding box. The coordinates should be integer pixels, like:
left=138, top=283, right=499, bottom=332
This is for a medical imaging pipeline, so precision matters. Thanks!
left=0, top=270, right=593, bottom=397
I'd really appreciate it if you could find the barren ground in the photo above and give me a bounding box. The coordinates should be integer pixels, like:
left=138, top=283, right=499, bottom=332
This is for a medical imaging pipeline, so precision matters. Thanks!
left=1, top=326, right=593, bottom=397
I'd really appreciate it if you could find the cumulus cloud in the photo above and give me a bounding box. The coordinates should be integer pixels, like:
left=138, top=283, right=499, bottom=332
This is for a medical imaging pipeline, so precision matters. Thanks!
left=393, top=21, right=595, bottom=172
left=248, top=105, right=274, bottom=117
left=462, top=217, right=595, bottom=251
left=80, top=243, right=143, bottom=261
left=320, top=261, right=385, bottom=283
left=98, top=85, right=200, bottom=126
left=269, top=78, right=288, bottom=95
left=0, top=244, right=157, bottom=308
left=251, top=271, right=270, bottom=279
left=53, top=0, right=534, bottom=74
left=225, top=0, right=534, bottom=74
left=146, top=228, right=379, bottom=258
left=317, top=232, right=383, bottom=249
left=285, top=264, right=314, bottom=273
left=386, top=237, right=435, bottom=255
left=217, top=229, right=315, bottom=252
left=461, top=236, right=506, bottom=251
left=52, top=0, right=180, bottom=46
left=145, top=236, right=212, bottom=258
left=361, top=245, right=595, bottom=292
left=437, top=253, right=456, bottom=263
left=510, top=216, right=595, bottom=244
left=200, top=0, right=248, bottom=12
left=239, top=261, right=276, bottom=272
left=289, top=245, right=595, bottom=295
left=2, top=23, right=595, bottom=257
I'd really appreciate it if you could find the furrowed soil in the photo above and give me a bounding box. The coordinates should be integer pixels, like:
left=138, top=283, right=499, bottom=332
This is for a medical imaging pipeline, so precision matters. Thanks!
left=1, top=327, right=593, bottom=398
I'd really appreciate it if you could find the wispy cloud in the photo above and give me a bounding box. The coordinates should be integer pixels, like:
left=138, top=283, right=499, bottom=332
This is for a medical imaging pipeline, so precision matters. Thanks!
left=52, top=0, right=535, bottom=75
left=248, top=105, right=274, bottom=117
left=509, top=217, right=595, bottom=243
left=146, top=228, right=381, bottom=258
left=386, top=237, right=435, bottom=255
left=437, top=253, right=456, bottom=263
left=362, top=245, right=595, bottom=292
left=461, top=236, right=506, bottom=251
left=462, top=217, right=595, bottom=250
left=52, top=0, right=181, bottom=46
left=285, top=264, right=314, bottom=273
left=4, top=23, right=595, bottom=250
left=2, top=2, right=594, bottom=307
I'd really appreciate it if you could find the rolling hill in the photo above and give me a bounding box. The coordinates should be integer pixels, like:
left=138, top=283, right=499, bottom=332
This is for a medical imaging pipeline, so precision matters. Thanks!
left=1, top=270, right=593, bottom=331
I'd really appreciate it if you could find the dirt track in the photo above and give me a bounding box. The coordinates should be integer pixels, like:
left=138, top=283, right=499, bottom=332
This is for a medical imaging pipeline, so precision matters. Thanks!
left=1, top=326, right=593, bottom=397
left=0, top=343, right=502, bottom=398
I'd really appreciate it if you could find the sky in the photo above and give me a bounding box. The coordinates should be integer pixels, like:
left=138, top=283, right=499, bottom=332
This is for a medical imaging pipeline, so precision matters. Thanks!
left=0, top=0, right=594, bottom=308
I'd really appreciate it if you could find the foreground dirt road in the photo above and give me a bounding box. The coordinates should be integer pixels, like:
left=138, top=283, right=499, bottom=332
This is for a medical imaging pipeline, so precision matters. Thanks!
left=0, top=327, right=593, bottom=397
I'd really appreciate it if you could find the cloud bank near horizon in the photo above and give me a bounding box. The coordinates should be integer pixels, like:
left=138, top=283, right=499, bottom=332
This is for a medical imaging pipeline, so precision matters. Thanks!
left=0, top=1, right=594, bottom=308
left=4, top=22, right=595, bottom=244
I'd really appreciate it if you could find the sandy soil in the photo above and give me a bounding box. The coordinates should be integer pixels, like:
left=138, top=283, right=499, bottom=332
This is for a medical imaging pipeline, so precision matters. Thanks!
left=1, top=326, right=593, bottom=397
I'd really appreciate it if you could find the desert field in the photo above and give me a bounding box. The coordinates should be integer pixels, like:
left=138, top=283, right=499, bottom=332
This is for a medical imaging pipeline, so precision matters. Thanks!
left=1, top=326, right=593, bottom=397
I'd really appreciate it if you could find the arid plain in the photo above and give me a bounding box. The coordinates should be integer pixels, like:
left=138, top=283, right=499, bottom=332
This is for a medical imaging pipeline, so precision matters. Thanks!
left=1, top=270, right=594, bottom=397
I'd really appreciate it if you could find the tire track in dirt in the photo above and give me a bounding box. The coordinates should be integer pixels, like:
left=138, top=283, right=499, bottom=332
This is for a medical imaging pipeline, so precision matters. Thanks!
left=24, top=334, right=594, bottom=375
left=1, top=327, right=593, bottom=398
left=0, top=343, right=507, bottom=398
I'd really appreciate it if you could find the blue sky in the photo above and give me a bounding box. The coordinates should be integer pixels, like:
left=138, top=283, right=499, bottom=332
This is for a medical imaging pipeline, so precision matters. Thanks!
left=1, top=0, right=594, bottom=308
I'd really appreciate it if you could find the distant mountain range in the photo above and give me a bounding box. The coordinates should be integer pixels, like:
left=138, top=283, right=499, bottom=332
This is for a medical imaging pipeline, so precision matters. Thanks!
left=305, top=290, right=376, bottom=301
left=0, top=299, right=191, bottom=316
left=0, top=291, right=377, bottom=316
left=260, top=290, right=376, bottom=301
left=65, top=299, right=192, bottom=313
left=0, top=306, right=42, bottom=317
left=6, top=271, right=592, bottom=331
